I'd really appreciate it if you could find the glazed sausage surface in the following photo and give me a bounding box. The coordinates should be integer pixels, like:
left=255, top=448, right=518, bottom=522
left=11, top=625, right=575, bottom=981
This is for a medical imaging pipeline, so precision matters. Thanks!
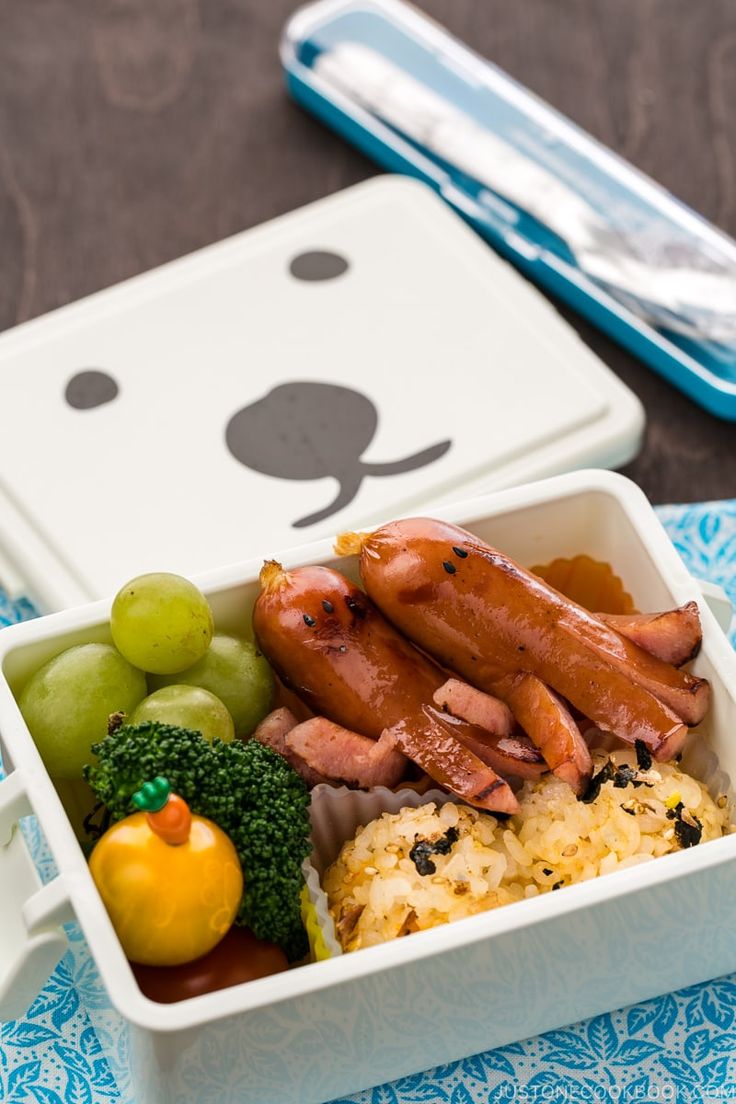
left=351, top=519, right=703, bottom=759
left=492, top=673, right=591, bottom=795
left=252, top=561, right=522, bottom=811
left=253, top=562, right=446, bottom=737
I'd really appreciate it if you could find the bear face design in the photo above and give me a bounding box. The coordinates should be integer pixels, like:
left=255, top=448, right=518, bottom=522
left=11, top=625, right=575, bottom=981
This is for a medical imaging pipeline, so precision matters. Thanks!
left=225, top=381, right=451, bottom=528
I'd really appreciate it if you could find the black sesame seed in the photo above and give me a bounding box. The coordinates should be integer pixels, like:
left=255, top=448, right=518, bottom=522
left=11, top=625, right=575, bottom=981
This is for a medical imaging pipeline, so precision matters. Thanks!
left=542, top=868, right=553, bottom=876
left=303, top=614, right=316, bottom=627
left=322, top=599, right=334, bottom=614
left=635, top=740, right=652, bottom=771
left=452, top=546, right=468, bottom=559
left=442, top=561, right=456, bottom=575
left=552, top=881, right=564, bottom=891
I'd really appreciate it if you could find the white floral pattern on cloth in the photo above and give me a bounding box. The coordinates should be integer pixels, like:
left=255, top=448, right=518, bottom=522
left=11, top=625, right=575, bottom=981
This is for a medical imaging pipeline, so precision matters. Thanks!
left=0, top=498, right=735, bottom=1104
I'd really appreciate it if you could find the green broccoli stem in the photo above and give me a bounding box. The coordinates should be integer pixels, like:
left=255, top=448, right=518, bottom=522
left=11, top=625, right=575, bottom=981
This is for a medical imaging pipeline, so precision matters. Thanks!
left=84, top=721, right=312, bottom=961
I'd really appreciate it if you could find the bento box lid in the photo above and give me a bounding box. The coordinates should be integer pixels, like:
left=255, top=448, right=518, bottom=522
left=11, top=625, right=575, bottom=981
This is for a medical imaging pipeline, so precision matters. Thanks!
left=0, top=175, right=643, bottom=613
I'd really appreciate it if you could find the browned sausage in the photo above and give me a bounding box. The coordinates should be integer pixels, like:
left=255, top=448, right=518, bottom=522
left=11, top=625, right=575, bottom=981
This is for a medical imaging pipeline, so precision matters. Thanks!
left=491, top=674, right=592, bottom=795
left=252, top=561, right=520, bottom=812
left=599, top=603, right=702, bottom=668
left=388, top=710, right=521, bottom=814
left=345, top=519, right=698, bottom=760
left=440, top=715, right=547, bottom=782
left=435, top=674, right=584, bottom=788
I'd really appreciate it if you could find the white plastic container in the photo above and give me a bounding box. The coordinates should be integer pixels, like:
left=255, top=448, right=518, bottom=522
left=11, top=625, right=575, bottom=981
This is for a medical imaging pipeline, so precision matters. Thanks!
left=1, top=468, right=735, bottom=1104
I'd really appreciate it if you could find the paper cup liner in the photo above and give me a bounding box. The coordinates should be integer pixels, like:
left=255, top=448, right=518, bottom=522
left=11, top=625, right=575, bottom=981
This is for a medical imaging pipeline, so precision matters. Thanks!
left=303, top=784, right=454, bottom=959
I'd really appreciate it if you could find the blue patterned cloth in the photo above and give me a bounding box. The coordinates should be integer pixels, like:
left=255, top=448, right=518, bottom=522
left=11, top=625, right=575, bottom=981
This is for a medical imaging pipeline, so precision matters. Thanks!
left=2, top=498, right=736, bottom=1104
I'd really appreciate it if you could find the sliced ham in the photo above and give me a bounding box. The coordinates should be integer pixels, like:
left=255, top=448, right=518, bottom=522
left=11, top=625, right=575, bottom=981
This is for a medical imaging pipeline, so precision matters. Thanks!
left=254, top=706, right=299, bottom=747
left=492, top=673, right=592, bottom=795
left=433, top=678, right=514, bottom=736
left=599, top=603, right=702, bottom=668
left=286, top=718, right=407, bottom=789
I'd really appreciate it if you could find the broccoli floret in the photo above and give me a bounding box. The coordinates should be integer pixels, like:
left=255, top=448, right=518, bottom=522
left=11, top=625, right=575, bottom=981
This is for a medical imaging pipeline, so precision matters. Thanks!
left=84, top=722, right=312, bottom=961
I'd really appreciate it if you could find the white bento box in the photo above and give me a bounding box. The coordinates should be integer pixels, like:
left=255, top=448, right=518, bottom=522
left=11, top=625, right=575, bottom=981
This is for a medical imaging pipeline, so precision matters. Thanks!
left=1, top=468, right=735, bottom=1104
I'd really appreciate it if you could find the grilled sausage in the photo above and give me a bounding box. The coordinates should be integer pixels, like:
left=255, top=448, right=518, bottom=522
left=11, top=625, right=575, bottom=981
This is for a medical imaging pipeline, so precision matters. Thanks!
left=599, top=603, right=702, bottom=668
left=434, top=675, right=581, bottom=787
left=491, top=674, right=592, bottom=795
left=345, top=519, right=702, bottom=760
left=252, top=561, right=520, bottom=811
left=436, top=712, right=547, bottom=782
left=388, top=710, right=521, bottom=813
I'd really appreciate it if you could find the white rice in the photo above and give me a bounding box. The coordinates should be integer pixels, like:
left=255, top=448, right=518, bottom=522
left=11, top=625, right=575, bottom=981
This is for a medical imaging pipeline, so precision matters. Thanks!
left=324, top=748, right=731, bottom=953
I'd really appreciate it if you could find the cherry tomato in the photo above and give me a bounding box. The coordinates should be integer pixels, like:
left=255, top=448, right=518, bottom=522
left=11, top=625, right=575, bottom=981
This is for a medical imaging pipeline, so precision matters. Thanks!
left=131, top=926, right=288, bottom=1003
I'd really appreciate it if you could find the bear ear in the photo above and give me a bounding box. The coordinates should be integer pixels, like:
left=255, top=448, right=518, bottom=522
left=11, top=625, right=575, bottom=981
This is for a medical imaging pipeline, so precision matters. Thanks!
left=65, top=370, right=119, bottom=410
left=288, top=251, right=350, bottom=282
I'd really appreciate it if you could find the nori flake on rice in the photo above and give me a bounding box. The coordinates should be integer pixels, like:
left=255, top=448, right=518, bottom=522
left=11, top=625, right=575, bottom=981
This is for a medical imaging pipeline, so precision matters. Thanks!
left=409, top=826, right=460, bottom=876
left=581, top=761, right=615, bottom=803
left=666, top=801, right=703, bottom=848
left=612, top=764, right=643, bottom=789
left=635, top=740, right=653, bottom=771
left=582, top=758, right=650, bottom=803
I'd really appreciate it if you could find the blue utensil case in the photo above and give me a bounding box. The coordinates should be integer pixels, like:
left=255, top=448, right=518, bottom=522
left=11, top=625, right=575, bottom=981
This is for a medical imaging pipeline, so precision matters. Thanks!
left=281, top=0, right=736, bottom=420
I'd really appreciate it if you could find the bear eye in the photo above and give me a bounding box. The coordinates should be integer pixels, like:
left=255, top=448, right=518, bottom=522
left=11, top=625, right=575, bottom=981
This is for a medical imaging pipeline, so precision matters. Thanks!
left=65, top=370, right=119, bottom=410
left=288, top=250, right=349, bottom=282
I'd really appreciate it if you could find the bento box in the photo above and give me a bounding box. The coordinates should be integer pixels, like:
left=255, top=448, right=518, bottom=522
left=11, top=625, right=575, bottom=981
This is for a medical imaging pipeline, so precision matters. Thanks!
left=1, top=468, right=736, bottom=1104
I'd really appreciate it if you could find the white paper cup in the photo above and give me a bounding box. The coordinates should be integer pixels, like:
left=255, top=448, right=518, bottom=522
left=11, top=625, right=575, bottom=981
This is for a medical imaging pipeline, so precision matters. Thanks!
left=303, top=784, right=454, bottom=957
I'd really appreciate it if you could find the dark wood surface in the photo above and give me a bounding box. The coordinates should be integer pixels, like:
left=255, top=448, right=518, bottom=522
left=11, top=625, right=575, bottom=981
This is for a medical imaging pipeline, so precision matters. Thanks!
left=1, top=0, right=735, bottom=504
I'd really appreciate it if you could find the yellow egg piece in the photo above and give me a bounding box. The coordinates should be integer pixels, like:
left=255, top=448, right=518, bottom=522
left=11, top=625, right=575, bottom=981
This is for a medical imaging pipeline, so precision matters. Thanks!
left=89, top=811, right=243, bottom=966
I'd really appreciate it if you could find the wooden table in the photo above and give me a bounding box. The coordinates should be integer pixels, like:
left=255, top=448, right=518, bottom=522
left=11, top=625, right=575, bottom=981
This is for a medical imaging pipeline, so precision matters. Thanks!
left=1, top=0, right=734, bottom=504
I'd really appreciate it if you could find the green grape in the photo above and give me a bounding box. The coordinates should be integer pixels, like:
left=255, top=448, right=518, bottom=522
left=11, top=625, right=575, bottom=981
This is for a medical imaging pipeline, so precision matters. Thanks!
left=111, top=572, right=214, bottom=675
left=131, top=685, right=234, bottom=745
left=148, top=634, right=273, bottom=738
left=19, top=643, right=147, bottom=778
